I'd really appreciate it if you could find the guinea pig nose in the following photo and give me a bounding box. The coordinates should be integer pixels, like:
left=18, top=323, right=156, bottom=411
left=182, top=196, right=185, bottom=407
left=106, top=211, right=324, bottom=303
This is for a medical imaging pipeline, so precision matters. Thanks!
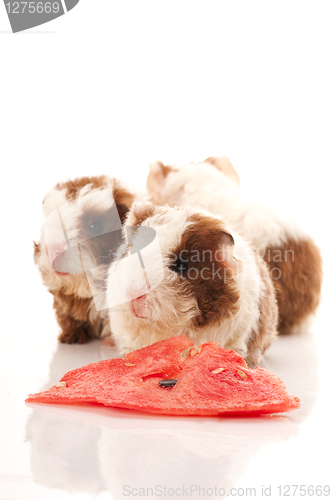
left=131, top=295, right=148, bottom=318
left=126, top=288, right=148, bottom=301
left=132, top=295, right=146, bottom=304
left=47, top=247, right=65, bottom=264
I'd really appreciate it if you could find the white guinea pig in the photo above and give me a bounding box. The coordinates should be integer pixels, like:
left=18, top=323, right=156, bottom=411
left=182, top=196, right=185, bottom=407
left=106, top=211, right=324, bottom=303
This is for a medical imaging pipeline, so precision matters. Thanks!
left=147, top=157, right=323, bottom=334
left=107, top=202, right=278, bottom=366
left=34, top=175, right=139, bottom=344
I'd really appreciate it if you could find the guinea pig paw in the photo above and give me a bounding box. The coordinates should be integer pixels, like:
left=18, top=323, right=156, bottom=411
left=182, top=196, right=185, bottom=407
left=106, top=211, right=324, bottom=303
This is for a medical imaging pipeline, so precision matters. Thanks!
left=58, top=327, right=91, bottom=345
left=101, top=335, right=115, bottom=347
left=244, top=353, right=260, bottom=369
left=245, top=358, right=258, bottom=369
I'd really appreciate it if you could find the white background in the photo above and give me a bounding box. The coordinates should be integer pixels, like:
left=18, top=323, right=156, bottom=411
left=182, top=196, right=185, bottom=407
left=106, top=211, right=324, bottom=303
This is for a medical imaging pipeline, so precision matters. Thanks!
left=0, top=2, right=332, bottom=499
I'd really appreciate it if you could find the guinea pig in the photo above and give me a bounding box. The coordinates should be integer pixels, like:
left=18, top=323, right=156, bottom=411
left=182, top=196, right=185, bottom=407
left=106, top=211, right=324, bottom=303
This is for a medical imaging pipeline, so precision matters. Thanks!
left=107, top=202, right=278, bottom=367
left=147, top=157, right=323, bottom=334
left=34, top=175, right=138, bottom=345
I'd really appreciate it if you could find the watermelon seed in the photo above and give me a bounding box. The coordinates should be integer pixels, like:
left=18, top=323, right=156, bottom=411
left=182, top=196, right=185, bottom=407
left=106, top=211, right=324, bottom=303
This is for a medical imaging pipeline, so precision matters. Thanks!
left=159, top=379, right=178, bottom=388
left=56, top=382, right=66, bottom=388
left=211, top=368, right=224, bottom=374
left=125, top=363, right=135, bottom=367
left=237, top=370, right=247, bottom=379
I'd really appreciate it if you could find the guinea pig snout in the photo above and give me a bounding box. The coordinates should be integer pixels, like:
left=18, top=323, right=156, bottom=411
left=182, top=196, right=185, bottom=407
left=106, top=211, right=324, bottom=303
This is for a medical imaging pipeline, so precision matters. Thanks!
left=130, top=295, right=148, bottom=318
left=47, top=246, right=65, bottom=264
left=47, top=246, right=69, bottom=276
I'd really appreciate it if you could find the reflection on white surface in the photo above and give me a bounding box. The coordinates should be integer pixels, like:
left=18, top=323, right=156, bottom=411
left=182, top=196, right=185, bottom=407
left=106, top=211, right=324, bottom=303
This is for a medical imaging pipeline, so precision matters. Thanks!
left=24, top=342, right=118, bottom=497
left=97, top=417, right=296, bottom=498
left=26, top=412, right=106, bottom=495
left=20, top=332, right=317, bottom=499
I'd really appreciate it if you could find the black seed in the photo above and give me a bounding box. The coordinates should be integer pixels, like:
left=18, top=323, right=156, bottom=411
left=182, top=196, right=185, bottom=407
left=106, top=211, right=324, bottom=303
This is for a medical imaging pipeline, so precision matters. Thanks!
left=158, top=379, right=178, bottom=388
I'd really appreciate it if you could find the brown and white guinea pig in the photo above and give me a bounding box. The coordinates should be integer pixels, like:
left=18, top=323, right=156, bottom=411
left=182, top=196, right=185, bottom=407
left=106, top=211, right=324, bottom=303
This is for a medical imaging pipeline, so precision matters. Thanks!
left=34, top=175, right=139, bottom=345
left=106, top=202, right=278, bottom=367
left=147, top=157, right=323, bottom=334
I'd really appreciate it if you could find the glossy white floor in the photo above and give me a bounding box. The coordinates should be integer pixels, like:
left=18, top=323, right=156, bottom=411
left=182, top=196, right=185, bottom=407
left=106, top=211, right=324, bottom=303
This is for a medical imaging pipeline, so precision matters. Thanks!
left=1, top=282, right=332, bottom=500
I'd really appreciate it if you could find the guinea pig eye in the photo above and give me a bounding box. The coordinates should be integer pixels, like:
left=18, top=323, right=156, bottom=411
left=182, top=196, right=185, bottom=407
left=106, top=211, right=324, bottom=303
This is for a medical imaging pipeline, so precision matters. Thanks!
left=169, top=258, right=188, bottom=275
left=88, top=220, right=104, bottom=235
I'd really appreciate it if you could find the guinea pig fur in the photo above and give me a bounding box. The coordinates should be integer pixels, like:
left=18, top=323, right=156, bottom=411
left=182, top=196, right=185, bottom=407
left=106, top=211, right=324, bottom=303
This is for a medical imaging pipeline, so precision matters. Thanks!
left=107, top=203, right=278, bottom=367
left=147, top=157, right=323, bottom=334
left=34, top=175, right=137, bottom=345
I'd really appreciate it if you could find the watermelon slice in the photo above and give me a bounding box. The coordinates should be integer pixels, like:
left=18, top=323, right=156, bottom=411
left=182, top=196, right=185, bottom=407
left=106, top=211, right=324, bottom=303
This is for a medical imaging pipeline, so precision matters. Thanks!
left=26, top=335, right=300, bottom=416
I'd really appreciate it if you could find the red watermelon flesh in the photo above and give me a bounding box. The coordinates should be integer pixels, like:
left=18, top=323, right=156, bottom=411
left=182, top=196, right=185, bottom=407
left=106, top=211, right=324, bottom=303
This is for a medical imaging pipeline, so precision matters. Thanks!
left=26, top=335, right=300, bottom=416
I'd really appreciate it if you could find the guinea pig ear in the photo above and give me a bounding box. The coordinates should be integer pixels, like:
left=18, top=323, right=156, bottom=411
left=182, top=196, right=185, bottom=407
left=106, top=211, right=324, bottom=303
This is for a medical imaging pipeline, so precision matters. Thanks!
left=126, top=202, right=157, bottom=227
left=204, top=156, right=241, bottom=186
left=215, top=231, right=244, bottom=276
left=41, top=189, right=66, bottom=217
left=147, top=161, right=173, bottom=196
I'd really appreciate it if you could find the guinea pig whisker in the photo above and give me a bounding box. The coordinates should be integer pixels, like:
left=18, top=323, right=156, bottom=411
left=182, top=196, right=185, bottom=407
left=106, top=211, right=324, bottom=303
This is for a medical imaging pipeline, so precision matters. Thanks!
left=99, top=249, right=116, bottom=260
